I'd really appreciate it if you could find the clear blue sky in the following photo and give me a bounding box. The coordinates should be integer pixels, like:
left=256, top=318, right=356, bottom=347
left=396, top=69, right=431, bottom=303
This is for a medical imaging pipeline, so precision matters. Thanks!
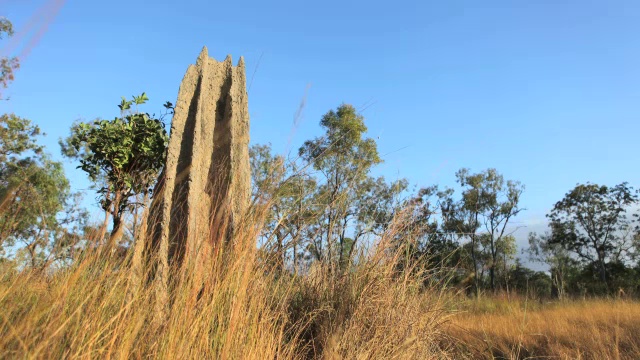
left=2, top=0, right=640, bottom=252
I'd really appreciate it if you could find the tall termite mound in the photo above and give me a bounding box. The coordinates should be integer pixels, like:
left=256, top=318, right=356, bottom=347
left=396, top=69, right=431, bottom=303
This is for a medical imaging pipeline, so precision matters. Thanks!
left=145, top=47, right=250, bottom=300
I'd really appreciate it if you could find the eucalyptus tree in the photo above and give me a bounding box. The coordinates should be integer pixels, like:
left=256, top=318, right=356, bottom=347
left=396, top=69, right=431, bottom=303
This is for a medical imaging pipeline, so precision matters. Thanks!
left=298, top=104, right=384, bottom=268
left=544, top=182, right=637, bottom=289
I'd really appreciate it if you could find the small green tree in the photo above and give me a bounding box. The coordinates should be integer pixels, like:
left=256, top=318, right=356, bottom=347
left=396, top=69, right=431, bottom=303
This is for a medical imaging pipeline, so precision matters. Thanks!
left=60, top=94, right=170, bottom=249
left=506, top=260, right=552, bottom=299
left=10, top=170, right=88, bottom=270
left=527, top=231, right=577, bottom=299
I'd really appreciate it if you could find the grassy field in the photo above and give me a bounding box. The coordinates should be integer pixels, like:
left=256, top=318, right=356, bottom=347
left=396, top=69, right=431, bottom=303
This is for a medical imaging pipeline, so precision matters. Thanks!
left=0, top=232, right=450, bottom=359
left=1, top=224, right=639, bottom=359
left=443, top=296, right=640, bottom=359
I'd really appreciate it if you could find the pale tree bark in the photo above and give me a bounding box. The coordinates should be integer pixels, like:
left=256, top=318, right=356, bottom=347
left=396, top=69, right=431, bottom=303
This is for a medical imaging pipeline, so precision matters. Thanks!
left=129, top=196, right=149, bottom=300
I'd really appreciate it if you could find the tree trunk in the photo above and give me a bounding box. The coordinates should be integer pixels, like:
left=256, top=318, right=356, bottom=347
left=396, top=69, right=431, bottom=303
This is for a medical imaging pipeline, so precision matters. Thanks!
left=28, top=243, right=36, bottom=268
left=489, top=235, right=496, bottom=292
left=489, top=264, right=495, bottom=292
left=596, top=247, right=608, bottom=291
left=107, top=215, right=125, bottom=252
left=98, top=211, right=110, bottom=245
left=275, top=228, right=284, bottom=273
left=470, top=233, right=480, bottom=297
left=470, top=210, right=481, bottom=297
left=551, top=268, right=560, bottom=299
left=129, top=201, right=149, bottom=300
left=598, top=260, right=608, bottom=290
left=293, top=239, right=298, bottom=274
left=106, top=192, right=125, bottom=252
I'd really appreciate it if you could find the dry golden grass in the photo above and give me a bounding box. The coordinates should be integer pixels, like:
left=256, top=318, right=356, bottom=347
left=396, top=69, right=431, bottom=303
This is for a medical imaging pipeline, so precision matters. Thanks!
left=289, top=257, right=451, bottom=359
left=444, top=296, right=640, bottom=359
left=0, top=244, right=293, bottom=359
left=4, top=245, right=640, bottom=360
left=2, top=201, right=638, bottom=359
left=0, top=215, right=452, bottom=359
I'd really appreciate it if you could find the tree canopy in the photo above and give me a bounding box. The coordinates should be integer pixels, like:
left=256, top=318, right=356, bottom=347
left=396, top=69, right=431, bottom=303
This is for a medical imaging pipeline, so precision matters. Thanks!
left=60, top=93, right=170, bottom=248
left=543, top=182, right=638, bottom=290
left=0, top=114, right=83, bottom=269
left=0, top=17, right=19, bottom=93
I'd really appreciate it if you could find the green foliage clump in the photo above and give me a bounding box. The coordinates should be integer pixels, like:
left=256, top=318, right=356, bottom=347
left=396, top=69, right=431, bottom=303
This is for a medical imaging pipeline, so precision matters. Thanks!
left=0, top=114, right=84, bottom=268
left=60, top=93, right=170, bottom=246
left=0, top=17, right=19, bottom=91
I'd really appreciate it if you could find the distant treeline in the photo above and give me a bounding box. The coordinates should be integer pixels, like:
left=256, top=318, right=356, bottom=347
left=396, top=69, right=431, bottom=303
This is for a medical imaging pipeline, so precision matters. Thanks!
left=1, top=14, right=638, bottom=297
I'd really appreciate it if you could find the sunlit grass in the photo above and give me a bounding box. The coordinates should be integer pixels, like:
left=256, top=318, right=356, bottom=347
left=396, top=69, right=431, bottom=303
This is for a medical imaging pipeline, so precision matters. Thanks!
left=0, top=210, right=453, bottom=359
left=2, top=202, right=639, bottom=359
left=444, top=296, right=640, bottom=359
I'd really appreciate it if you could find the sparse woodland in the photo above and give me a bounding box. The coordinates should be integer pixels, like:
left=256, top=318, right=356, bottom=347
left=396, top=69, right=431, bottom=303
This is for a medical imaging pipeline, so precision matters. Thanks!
left=2, top=16, right=640, bottom=359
